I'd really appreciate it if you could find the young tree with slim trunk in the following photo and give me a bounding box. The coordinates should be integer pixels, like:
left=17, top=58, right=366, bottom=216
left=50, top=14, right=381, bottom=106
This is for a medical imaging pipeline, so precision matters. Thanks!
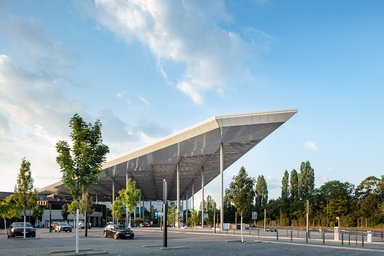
left=80, top=192, right=94, bottom=236
left=0, top=195, right=19, bottom=235
left=118, top=178, right=141, bottom=228
left=56, top=113, right=109, bottom=251
left=13, top=158, right=38, bottom=238
left=226, top=167, right=255, bottom=242
left=111, top=196, right=124, bottom=224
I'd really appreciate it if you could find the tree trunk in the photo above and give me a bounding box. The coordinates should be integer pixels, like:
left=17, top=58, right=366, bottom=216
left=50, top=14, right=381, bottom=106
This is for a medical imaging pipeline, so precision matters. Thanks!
left=4, top=218, right=7, bottom=236
left=23, top=213, right=26, bottom=239
left=85, top=211, right=88, bottom=237
left=240, top=214, right=244, bottom=243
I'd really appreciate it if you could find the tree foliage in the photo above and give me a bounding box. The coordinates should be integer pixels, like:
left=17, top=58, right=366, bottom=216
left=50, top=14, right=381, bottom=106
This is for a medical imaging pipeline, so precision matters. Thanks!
left=255, top=175, right=268, bottom=210
left=56, top=113, right=109, bottom=201
left=111, top=196, right=124, bottom=222
left=226, top=167, right=255, bottom=217
left=79, top=192, right=94, bottom=217
left=13, top=158, right=38, bottom=219
left=290, top=169, right=299, bottom=202
left=281, top=170, right=289, bottom=201
left=190, top=209, right=199, bottom=228
left=167, top=202, right=177, bottom=227
left=199, top=195, right=217, bottom=226
left=0, top=195, right=19, bottom=221
left=298, top=161, right=315, bottom=200
left=118, top=178, right=141, bottom=213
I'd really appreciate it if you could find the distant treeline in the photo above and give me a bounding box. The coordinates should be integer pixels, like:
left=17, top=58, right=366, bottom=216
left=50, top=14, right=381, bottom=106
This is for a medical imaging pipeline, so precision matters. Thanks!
left=223, top=161, right=384, bottom=228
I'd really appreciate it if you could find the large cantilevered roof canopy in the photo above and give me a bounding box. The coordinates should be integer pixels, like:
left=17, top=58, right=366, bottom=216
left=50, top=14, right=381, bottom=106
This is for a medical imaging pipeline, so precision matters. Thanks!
left=39, top=109, right=297, bottom=201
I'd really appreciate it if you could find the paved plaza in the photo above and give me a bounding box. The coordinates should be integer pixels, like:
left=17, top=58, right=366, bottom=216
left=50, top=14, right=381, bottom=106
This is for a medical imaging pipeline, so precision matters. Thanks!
left=1, top=227, right=384, bottom=256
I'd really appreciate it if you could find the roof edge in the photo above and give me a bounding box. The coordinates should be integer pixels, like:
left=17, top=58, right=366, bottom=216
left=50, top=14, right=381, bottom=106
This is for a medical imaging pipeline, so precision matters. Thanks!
left=103, top=109, right=297, bottom=169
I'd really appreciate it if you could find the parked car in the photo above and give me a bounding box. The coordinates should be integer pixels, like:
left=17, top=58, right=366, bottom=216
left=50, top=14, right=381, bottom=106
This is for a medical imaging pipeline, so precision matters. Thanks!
left=50, top=222, right=57, bottom=231
left=78, top=222, right=91, bottom=229
left=7, top=222, right=36, bottom=238
left=55, top=223, right=73, bottom=232
left=265, top=226, right=277, bottom=232
left=141, top=221, right=151, bottom=227
left=103, top=224, right=134, bottom=240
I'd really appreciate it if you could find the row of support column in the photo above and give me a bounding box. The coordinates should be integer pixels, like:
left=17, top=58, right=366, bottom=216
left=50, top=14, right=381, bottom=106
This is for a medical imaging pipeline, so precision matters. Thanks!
left=110, top=143, right=224, bottom=231
left=174, top=143, right=224, bottom=231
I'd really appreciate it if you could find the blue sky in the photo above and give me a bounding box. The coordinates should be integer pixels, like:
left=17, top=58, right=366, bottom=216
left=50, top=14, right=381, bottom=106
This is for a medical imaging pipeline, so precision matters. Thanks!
left=0, top=0, right=383, bottom=205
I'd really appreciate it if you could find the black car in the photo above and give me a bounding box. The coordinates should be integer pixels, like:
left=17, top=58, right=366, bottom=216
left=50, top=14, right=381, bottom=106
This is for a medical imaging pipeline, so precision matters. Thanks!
left=7, top=222, right=36, bottom=238
left=103, top=224, right=134, bottom=240
left=55, top=223, right=73, bottom=232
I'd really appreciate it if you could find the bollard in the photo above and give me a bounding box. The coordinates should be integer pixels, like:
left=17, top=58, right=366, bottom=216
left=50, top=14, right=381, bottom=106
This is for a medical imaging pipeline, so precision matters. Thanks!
left=291, top=231, right=293, bottom=242
left=355, top=230, right=358, bottom=245
left=362, top=233, right=364, bottom=247
left=322, top=231, right=325, bottom=244
left=306, top=231, right=308, bottom=243
left=341, top=233, right=344, bottom=246
left=348, top=233, right=351, bottom=246
left=381, top=232, right=383, bottom=242
left=276, top=230, right=279, bottom=241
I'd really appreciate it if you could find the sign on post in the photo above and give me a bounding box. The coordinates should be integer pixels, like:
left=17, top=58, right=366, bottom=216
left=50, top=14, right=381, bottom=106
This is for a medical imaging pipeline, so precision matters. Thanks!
left=252, top=212, right=257, bottom=220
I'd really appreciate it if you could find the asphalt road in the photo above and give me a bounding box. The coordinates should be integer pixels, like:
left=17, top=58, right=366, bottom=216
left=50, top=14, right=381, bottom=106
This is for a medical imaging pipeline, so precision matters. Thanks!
left=1, top=227, right=383, bottom=256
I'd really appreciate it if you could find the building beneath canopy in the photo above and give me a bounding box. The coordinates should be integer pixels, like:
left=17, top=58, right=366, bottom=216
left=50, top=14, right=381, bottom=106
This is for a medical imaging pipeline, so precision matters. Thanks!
left=39, top=109, right=297, bottom=229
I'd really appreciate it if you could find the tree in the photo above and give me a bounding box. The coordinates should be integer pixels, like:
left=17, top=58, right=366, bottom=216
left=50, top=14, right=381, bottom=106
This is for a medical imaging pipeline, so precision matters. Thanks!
left=281, top=170, right=290, bottom=201
left=318, top=180, right=354, bottom=227
left=226, top=167, right=255, bottom=242
left=223, top=194, right=236, bottom=223
left=111, top=196, right=124, bottom=224
left=68, top=200, right=77, bottom=216
left=190, top=209, right=199, bottom=228
left=118, top=178, right=141, bottom=227
left=200, top=195, right=217, bottom=227
left=80, top=192, right=94, bottom=236
left=281, top=170, right=290, bottom=225
left=167, top=202, right=177, bottom=227
left=13, top=158, right=38, bottom=238
left=290, top=169, right=299, bottom=202
left=255, top=175, right=268, bottom=210
left=56, top=113, right=109, bottom=240
left=356, top=176, right=381, bottom=198
left=62, top=203, right=70, bottom=223
left=0, top=195, right=19, bottom=234
left=298, top=161, right=315, bottom=200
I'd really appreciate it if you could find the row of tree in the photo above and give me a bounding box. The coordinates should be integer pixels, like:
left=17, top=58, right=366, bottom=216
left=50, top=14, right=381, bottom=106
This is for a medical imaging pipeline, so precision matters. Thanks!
left=221, top=161, right=384, bottom=229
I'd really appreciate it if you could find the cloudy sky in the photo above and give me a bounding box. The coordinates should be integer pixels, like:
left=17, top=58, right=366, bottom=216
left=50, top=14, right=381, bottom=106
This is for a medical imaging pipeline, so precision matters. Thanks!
left=1, top=0, right=383, bottom=205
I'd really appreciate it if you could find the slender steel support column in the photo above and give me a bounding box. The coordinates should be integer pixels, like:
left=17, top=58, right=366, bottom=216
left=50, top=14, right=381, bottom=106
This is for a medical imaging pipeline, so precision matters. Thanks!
left=139, top=195, right=142, bottom=220
left=192, top=183, right=195, bottom=210
left=220, top=143, right=224, bottom=231
left=126, top=171, right=129, bottom=227
left=201, top=169, right=204, bottom=228
left=163, top=179, right=168, bottom=248
left=176, top=164, right=180, bottom=228
left=112, top=177, right=115, bottom=224
left=185, top=190, right=188, bottom=227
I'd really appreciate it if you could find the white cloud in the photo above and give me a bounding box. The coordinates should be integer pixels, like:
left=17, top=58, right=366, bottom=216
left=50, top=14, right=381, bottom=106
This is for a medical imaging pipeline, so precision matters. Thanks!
left=0, top=6, right=173, bottom=192
left=304, top=140, right=319, bottom=151
left=138, top=94, right=149, bottom=106
left=77, top=0, right=263, bottom=104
